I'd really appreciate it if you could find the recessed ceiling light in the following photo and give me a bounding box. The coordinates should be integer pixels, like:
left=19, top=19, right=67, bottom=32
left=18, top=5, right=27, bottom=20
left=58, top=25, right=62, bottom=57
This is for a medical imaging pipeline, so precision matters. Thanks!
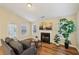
left=27, top=3, right=32, bottom=8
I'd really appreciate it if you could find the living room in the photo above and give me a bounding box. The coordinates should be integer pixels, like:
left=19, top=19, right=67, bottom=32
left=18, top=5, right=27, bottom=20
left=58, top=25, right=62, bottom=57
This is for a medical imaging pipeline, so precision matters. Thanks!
left=0, top=3, right=79, bottom=55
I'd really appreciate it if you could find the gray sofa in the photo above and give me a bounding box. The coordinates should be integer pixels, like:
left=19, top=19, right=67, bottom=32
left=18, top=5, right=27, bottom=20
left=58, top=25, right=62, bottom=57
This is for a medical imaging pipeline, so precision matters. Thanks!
left=1, top=38, right=37, bottom=55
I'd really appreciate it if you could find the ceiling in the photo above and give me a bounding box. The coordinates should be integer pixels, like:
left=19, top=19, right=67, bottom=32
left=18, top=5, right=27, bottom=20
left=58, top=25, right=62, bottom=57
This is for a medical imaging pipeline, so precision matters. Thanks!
left=0, top=3, right=79, bottom=22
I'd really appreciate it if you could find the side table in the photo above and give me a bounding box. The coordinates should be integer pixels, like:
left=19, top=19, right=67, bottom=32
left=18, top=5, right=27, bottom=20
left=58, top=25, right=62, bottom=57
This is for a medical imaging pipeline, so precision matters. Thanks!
left=34, top=40, right=42, bottom=48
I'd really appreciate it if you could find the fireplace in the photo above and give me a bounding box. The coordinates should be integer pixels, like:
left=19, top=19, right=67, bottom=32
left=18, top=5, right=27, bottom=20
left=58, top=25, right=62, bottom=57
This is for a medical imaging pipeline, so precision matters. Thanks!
left=41, top=32, right=50, bottom=44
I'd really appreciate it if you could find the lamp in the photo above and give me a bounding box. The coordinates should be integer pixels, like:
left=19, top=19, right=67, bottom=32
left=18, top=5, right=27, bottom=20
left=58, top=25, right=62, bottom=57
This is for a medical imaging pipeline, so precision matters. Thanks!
left=27, top=3, right=32, bottom=8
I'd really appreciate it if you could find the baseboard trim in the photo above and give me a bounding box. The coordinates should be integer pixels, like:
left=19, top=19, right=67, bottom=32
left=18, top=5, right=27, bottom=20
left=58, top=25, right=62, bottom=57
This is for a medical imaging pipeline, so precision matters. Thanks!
left=68, top=45, right=79, bottom=52
left=76, top=48, right=79, bottom=52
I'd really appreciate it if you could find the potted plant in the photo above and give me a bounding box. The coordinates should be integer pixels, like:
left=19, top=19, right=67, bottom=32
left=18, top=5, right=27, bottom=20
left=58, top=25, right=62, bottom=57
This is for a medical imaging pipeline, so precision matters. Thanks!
left=59, top=18, right=75, bottom=49
left=54, top=34, right=60, bottom=46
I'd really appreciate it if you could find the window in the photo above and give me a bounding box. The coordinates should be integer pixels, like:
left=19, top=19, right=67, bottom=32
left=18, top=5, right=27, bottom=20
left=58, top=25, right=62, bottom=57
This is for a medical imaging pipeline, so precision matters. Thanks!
left=8, top=23, right=16, bottom=38
left=20, top=24, right=27, bottom=35
left=32, top=24, right=36, bottom=34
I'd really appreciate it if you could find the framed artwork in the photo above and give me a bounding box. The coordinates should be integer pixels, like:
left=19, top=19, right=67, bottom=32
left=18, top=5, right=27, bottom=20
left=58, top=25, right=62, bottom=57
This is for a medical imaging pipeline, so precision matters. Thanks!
left=20, top=24, right=27, bottom=35
left=8, top=23, right=16, bottom=38
left=39, top=21, right=53, bottom=30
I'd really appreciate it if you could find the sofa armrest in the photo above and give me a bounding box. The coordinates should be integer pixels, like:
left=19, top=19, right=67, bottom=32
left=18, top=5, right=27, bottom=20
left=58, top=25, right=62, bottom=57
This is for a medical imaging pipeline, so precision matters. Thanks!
left=1, top=39, right=15, bottom=55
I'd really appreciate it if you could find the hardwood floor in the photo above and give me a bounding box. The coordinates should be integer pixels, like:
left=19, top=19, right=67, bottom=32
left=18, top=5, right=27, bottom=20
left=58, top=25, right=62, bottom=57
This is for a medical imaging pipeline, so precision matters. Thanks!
left=0, top=46, right=5, bottom=55
left=0, top=42, right=79, bottom=55
left=37, top=43, right=79, bottom=55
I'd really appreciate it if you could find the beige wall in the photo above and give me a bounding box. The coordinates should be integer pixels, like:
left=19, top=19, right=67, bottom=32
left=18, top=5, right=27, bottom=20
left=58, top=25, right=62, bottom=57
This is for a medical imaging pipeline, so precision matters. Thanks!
left=76, top=11, right=79, bottom=50
left=32, top=14, right=77, bottom=48
left=0, top=7, right=32, bottom=46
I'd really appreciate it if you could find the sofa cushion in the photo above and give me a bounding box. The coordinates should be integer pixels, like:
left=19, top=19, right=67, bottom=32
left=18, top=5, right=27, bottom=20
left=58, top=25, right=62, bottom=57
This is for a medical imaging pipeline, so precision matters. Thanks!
left=9, top=40, right=23, bottom=54
left=21, top=43, right=37, bottom=55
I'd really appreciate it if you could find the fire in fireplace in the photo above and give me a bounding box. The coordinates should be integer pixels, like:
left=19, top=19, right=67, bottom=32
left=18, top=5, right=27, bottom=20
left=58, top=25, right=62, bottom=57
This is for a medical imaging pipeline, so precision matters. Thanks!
left=41, top=32, right=50, bottom=44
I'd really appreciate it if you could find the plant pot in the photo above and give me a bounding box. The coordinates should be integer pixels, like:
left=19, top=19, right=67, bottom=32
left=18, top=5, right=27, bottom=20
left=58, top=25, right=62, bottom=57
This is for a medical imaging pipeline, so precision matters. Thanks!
left=64, top=42, right=69, bottom=49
